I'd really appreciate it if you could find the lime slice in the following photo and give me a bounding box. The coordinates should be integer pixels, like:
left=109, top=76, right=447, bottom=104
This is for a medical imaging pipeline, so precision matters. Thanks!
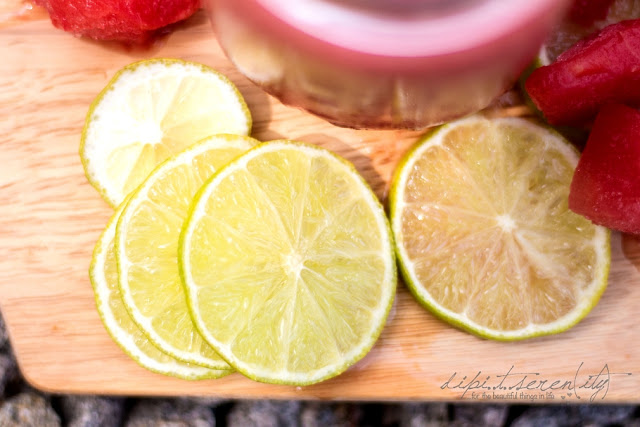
left=538, top=0, right=640, bottom=66
left=117, top=134, right=258, bottom=369
left=180, top=141, right=396, bottom=385
left=389, top=116, right=610, bottom=340
left=90, top=201, right=231, bottom=379
left=80, top=58, right=252, bottom=207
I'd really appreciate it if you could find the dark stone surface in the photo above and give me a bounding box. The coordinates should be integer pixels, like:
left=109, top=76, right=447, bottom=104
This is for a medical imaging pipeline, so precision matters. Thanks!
left=125, top=398, right=215, bottom=427
left=511, top=406, right=578, bottom=427
left=181, top=397, right=227, bottom=408
left=301, top=401, right=363, bottom=427
left=0, top=352, right=19, bottom=396
left=0, top=391, right=61, bottom=427
left=399, top=402, right=448, bottom=427
left=227, top=400, right=301, bottom=427
left=0, top=314, right=9, bottom=351
left=451, top=403, right=509, bottom=427
left=61, top=395, right=125, bottom=427
left=577, top=405, right=636, bottom=425
left=624, top=417, right=640, bottom=427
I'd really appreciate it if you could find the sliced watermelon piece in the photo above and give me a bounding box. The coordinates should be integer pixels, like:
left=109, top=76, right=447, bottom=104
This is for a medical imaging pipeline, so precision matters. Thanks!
left=569, top=103, right=640, bottom=234
left=525, top=19, right=640, bottom=126
left=34, top=0, right=200, bottom=43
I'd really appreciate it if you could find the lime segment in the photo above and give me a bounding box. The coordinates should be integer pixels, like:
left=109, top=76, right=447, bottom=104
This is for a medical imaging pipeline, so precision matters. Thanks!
left=80, top=58, right=252, bottom=206
left=390, top=116, right=610, bottom=340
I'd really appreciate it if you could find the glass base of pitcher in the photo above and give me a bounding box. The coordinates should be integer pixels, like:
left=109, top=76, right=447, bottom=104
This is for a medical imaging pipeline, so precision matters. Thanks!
left=256, top=77, right=514, bottom=131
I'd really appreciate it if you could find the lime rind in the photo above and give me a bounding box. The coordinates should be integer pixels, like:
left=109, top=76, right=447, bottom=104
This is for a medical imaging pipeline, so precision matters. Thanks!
left=116, top=134, right=259, bottom=370
left=90, top=200, right=231, bottom=380
left=80, top=58, right=253, bottom=207
left=179, top=140, right=397, bottom=385
left=389, top=115, right=611, bottom=341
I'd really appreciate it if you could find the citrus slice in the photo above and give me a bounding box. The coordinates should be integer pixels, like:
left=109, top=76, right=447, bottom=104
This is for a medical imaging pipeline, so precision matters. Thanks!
left=117, top=134, right=258, bottom=369
left=80, top=58, right=252, bottom=207
left=538, top=0, right=640, bottom=66
left=90, top=201, right=231, bottom=380
left=179, top=141, right=396, bottom=385
left=389, top=115, right=610, bottom=341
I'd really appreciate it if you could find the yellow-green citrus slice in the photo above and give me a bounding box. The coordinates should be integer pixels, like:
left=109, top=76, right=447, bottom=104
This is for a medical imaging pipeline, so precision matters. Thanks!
left=389, top=115, right=610, bottom=341
left=117, top=134, right=258, bottom=369
left=538, top=0, right=640, bottom=66
left=80, top=58, right=252, bottom=207
left=90, top=201, right=231, bottom=380
left=179, top=140, right=396, bottom=385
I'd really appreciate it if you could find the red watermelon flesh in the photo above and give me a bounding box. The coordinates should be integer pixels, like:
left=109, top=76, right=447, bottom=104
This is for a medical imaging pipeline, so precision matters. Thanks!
left=525, top=19, right=640, bottom=127
left=34, top=0, right=200, bottom=43
left=569, top=0, right=615, bottom=26
left=569, top=103, right=640, bottom=234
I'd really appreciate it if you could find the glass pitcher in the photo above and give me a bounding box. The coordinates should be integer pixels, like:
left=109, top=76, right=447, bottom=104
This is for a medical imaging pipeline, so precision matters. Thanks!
left=208, top=0, right=571, bottom=129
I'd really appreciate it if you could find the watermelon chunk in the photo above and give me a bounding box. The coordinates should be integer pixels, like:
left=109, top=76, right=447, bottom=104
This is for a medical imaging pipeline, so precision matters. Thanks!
left=569, top=103, right=640, bottom=234
left=34, top=0, right=200, bottom=44
left=569, top=0, right=615, bottom=26
left=525, top=19, right=640, bottom=126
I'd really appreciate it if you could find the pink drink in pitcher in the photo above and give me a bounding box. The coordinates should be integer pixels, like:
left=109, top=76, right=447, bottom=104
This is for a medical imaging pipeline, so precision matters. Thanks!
left=208, top=0, right=572, bottom=129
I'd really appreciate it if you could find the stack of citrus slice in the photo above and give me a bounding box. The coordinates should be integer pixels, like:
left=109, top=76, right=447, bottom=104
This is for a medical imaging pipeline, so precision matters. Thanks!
left=90, top=197, right=231, bottom=380
left=115, top=134, right=256, bottom=371
left=83, top=58, right=611, bottom=388
left=83, top=59, right=396, bottom=385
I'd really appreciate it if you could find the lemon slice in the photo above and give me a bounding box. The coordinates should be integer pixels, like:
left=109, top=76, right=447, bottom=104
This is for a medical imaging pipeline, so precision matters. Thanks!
left=90, top=201, right=231, bottom=380
left=180, top=141, right=396, bottom=385
left=117, top=134, right=258, bottom=369
left=389, top=116, right=610, bottom=340
left=80, top=58, right=252, bottom=207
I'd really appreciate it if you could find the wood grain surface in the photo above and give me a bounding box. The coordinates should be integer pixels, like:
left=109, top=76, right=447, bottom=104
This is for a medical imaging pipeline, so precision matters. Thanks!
left=1, top=7, right=639, bottom=402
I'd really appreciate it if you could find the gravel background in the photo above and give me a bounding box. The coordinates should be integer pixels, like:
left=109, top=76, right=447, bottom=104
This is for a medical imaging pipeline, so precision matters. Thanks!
left=0, top=313, right=637, bottom=427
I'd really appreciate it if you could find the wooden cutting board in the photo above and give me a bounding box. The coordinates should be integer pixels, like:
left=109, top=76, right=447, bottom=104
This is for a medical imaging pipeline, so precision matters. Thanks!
left=1, top=7, right=639, bottom=402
